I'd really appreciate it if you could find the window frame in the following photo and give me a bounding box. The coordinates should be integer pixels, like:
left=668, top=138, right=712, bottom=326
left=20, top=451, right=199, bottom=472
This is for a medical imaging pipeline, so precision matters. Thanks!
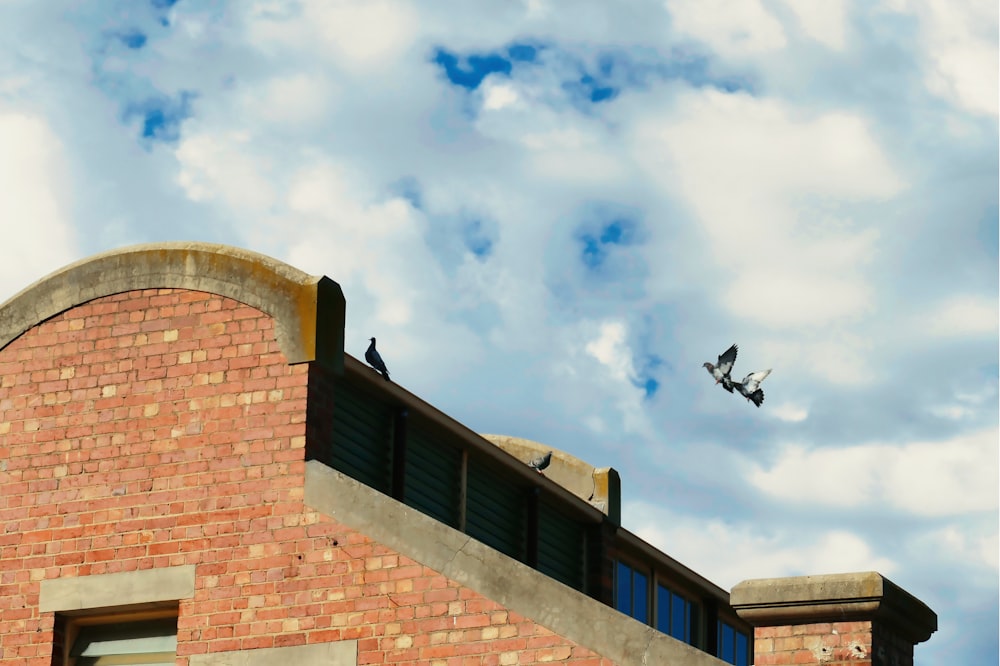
left=58, top=607, right=178, bottom=666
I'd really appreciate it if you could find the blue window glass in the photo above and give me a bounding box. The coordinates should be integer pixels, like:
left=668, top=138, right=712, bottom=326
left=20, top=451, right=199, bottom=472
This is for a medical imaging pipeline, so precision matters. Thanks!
left=615, top=561, right=632, bottom=614
left=671, top=591, right=689, bottom=642
left=656, top=583, right=693, bottom=644
left=735, top=630, right=749, bottom=666
left=633, top=570, right=648, bottom=623
left=719, top=621, right=735, bottom=663
left=655, top=584, right=670, bottom=635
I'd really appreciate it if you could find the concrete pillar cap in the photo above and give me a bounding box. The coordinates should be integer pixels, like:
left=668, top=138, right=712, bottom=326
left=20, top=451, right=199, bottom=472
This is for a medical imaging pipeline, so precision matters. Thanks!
left=730, top=571, right=937, bottom=644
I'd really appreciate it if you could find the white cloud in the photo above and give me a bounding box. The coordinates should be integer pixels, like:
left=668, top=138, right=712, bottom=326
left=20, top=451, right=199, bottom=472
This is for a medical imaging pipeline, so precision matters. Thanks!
left=780, top=0, right=849, bottom=50
left=175, top=130, right=278, bottom=211
left=0, top=111, right=77, bottom=301
left=914, top=0, right=999, bottom=117
left=666, top=0, right=787, bottom=58
left=586, top=320, right=635, bottom=381
left=243, top=73, right=335, bottom=124
left=926, top=295, right=998, bottom=338
left=481, top=81, right=520, bottom=111
left=632, top=90, right=904, bottom=331
left=931, top=383, right=997, bottom=420
left=244, top=0, right=418, bottom=71
left=626, top=502, right=897, bottom=589
left=749, top=428, right=999, bottom=516
left=920, top=524, right=999, bottom=570
left=770, top=402, right=809, bottom=422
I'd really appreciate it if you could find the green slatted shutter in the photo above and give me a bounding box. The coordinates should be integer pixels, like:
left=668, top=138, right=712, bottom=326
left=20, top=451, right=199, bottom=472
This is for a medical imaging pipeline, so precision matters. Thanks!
left=331, top=381, right=393, bottom=493
left=404, top=428, right=462, bottom=528
left=537, top=497, right=585, bottom=589
left=465, top=458, right=525, bottom=561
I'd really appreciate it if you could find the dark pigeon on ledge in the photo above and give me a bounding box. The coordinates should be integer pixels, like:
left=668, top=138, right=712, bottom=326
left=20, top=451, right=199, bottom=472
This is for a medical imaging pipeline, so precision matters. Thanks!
left=528, top=451, right=552, bottom=473
left=735, top=369, right=771, bottom=407
left=365, top=337, right=390, bottom=381
left=703, top=344, right=738, bottom=392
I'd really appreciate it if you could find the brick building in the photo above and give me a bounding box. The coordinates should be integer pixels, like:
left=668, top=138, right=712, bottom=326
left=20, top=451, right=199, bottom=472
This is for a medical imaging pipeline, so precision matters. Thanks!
left=0, top=243, right=936, bottom=665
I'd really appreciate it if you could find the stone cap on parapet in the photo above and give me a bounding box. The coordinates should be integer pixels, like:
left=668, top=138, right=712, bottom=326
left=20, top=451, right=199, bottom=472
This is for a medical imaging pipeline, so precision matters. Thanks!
left=0, top=242, right=346, bottom=371
left=480, top=434, right=621, bottom=525
left=730, top=571, right=938, bottom=644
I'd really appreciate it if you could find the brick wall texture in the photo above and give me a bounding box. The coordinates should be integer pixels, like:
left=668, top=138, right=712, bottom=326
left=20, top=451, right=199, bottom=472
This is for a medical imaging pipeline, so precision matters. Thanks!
left=753, top=619, right=914, bottom=666
left=0, top=288, right=614, bottom=666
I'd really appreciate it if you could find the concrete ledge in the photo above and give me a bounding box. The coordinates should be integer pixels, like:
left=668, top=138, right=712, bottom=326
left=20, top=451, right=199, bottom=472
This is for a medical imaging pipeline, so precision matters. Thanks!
left=188, top=641, right=357, bottom=666
left=730, top=572, right=937, bottom=644
left=481, top=434, right=621, bottom=524
left=305, top=460, right=725, bottom=666
left=0, top=242, right=345, bottom=371
left=39, top=565, right=196, bottom=613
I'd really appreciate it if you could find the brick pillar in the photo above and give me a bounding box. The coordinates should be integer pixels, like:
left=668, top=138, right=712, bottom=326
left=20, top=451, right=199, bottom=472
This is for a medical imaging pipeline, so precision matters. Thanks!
left=730, top=572, right=936, bottom=666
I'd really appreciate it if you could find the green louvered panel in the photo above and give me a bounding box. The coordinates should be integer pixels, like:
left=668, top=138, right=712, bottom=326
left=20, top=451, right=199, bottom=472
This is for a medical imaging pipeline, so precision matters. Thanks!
left=404, top=428, right=462, bottom=528
left=331, top=381, right=392, bottom=493
left=537, top=497, right=585, bottom=589
left=465, top=459, right=525, bottom=561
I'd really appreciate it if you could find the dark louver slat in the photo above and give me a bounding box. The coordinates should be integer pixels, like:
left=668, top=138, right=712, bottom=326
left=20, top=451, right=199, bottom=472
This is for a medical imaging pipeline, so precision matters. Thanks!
left=537, top=497, right=585, bottom=589
left=404, top=428, right=462, bottom=527
left=465, top=459, right=525, bottom=561
left=331, top=381, right=392, bottom=493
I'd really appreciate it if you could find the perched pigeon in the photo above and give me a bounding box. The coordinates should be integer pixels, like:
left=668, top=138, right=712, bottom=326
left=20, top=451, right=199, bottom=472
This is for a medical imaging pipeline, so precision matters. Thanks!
left=735, top=369, right=771, bottom=407
left=365, top=337, right=390, bottom=381
left=528, top=451, right=552, bottom=473
left=703, top=344, right=738, bottom=393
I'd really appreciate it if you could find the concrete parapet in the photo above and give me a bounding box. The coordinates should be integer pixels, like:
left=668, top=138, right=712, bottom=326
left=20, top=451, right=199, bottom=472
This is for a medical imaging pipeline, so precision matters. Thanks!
left=481, top=434, right=621, bottom=524
left=731, top=572, right=937, bottom=665
left=306, top=460, right=724, bottom=666
left=0, top=241, right=345, bottom=371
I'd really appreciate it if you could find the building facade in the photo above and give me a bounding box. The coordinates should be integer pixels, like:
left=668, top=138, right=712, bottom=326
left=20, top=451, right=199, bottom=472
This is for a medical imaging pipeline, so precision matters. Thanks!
left=0, top=243, right=936, bottom=665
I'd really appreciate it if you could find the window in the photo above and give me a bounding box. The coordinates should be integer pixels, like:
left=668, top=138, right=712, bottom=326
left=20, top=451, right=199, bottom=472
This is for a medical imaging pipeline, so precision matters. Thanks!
left=614, top=561, right=649, bottom=623
left=656, top=583, right=694, bottom=644
left=60, top=613, right=177, bottom=666
left=717, top=619, right=751, bottom=666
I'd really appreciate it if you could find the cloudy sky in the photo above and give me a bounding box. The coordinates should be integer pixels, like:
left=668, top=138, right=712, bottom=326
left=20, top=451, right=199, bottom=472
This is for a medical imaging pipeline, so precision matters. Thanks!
left=1, top=0, right=996, bottom=661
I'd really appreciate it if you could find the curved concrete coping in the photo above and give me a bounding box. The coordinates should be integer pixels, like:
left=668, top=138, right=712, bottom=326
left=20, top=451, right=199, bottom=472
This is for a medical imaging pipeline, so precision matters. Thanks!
left=730, top=572, right=938, bottom=644
left=481, top=434, right=621, bottom=524
left=305, top=460, right=726, bottom=666
left=0, top=242, right=345, bottom=371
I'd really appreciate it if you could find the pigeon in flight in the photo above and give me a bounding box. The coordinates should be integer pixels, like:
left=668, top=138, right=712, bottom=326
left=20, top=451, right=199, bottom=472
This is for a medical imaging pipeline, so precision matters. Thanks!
left=528, top=451, right=552, bottom=473
left=735, top=369, right=771, bottom=407
left=703, top=344, right=738, bottom=392
left=365, top=337, right=390, bottom=381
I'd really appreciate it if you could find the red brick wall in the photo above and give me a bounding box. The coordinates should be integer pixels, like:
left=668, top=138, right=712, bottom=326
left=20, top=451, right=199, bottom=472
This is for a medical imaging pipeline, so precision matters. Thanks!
left=753, top=620, right=874, bottom=665
left=753, top=619, right=916, bottom=665
left=0, top=289, right=613, bottom=665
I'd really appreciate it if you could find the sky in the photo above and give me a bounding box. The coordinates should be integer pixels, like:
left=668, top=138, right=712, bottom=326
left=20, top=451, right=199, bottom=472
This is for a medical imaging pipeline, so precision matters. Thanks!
left=0, top=0, right=996, bottom=662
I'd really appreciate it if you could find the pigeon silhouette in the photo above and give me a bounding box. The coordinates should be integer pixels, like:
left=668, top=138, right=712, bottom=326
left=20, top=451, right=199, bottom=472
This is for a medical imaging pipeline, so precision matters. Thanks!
left=735, top=369, right=771, bottom=407
left=365, top=337, right=390, bottom=381
left=703, top=344, right=738, bottom=392
left=528, top=451, right=552, bottom=473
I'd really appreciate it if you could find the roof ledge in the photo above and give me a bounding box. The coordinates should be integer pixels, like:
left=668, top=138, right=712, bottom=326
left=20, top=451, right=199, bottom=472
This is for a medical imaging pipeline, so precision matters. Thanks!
left=480, top=435, right=620, bottom=524
left=730, top=572, right=938, bottom=645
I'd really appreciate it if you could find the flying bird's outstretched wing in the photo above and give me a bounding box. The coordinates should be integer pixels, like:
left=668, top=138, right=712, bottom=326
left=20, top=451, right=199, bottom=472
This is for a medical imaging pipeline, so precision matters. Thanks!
left=365, top=337, right=391, bottom=381
left=735, top=369, right=770, bottom=406
left=703, top=343, right=738, bottom=392
left=717, top=344, right=738, bottom=378
left=740, top=368, right=771, bottom=393
left=528, top=451, right=552, bottom=473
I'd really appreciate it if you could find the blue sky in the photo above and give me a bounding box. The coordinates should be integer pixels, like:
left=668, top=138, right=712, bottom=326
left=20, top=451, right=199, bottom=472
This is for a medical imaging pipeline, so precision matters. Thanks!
left=0, top=0, right=996, bottom=662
